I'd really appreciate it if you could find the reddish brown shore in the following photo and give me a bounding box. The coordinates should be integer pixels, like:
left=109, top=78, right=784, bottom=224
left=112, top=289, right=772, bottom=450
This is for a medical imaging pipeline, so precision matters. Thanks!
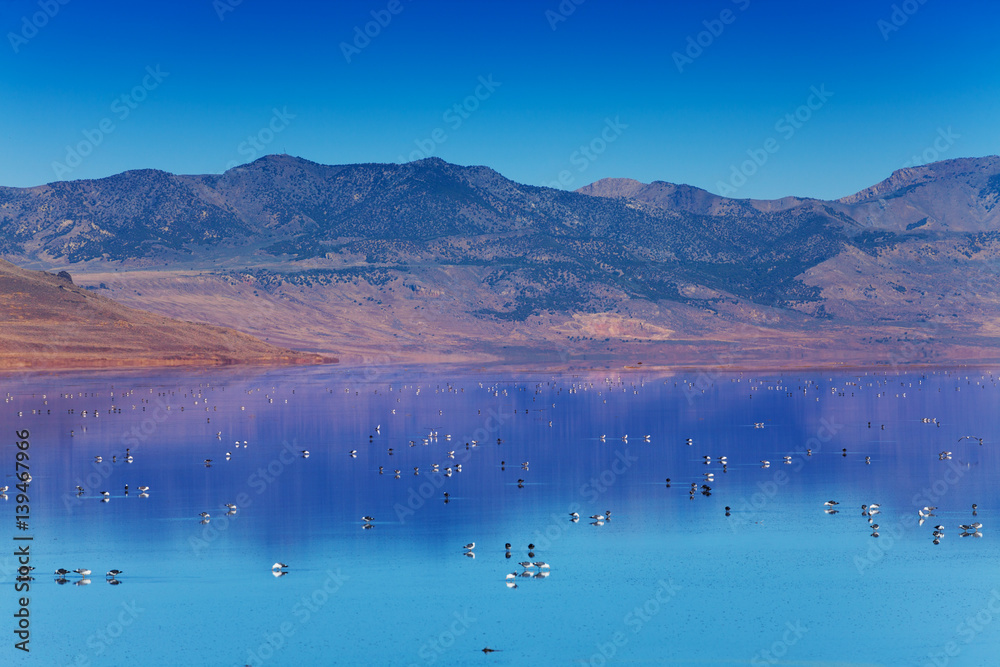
left=0, top=259, right=335, bottom=371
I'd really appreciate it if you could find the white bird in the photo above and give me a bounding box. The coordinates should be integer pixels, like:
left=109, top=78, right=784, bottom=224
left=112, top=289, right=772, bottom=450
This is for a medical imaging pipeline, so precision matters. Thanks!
left=463, top=542, right=475, bottom=550
left=74, top=569, right=91, bottom=576
left=272, top=562, right=288, bottom=571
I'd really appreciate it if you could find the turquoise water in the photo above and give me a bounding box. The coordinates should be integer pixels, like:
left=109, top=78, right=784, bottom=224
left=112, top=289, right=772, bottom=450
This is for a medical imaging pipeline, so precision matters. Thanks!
left=2, top=367, right=999, bottom=666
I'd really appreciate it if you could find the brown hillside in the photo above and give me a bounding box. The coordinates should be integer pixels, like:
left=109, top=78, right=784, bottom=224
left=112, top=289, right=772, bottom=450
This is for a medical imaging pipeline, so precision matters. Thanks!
left=0, top=259, right=333, bottom=370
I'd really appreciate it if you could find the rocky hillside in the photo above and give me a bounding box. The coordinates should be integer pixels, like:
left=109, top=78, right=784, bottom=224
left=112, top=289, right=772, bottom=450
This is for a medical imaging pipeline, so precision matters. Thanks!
left=1, top=155, right=998, bottom=367
left=0, top=259, right=332, bottom=370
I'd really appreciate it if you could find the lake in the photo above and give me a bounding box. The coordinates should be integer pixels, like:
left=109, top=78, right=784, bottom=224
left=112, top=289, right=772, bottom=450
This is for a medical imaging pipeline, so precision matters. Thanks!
left=2, top=365, right=999, bottom=666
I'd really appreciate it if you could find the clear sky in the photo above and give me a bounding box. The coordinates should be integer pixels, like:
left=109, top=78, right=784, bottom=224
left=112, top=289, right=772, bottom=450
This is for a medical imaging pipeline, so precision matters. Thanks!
left=2, top=0, right=998, bottom=199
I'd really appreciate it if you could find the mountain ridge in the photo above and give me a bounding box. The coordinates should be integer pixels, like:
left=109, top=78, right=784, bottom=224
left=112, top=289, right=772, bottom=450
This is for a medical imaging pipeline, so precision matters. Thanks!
left=2, top=154, right=999, bottom=366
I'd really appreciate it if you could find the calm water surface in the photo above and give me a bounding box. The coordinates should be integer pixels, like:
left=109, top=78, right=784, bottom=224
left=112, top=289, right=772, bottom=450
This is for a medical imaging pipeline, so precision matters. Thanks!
left=2, top=366, right=999, bottom=666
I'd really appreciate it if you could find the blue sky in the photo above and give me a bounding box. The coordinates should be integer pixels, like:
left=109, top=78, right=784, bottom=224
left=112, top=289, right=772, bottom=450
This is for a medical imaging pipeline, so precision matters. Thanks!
left=2, top=0, right=998, bottom=199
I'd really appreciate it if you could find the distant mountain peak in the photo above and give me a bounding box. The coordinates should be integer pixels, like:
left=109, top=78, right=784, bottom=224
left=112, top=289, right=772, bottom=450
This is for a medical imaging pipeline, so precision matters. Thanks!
left=577, top=177, right=648, bottom=198
left=409, top=156, right=449, bottom=166
left=839, top=155, right=1000, bottom=204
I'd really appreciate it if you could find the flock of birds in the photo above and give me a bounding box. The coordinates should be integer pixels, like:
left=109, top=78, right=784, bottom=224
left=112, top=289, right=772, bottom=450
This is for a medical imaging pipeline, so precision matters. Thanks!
left=41, top=568, right=124, bottom=585
left=459, top=541, right=553, bottom=588
left=198, top=503, right=239, bottom=524
left=4, top=372, right=995, bottom=604
left=794, top=496, right=985, bottom=544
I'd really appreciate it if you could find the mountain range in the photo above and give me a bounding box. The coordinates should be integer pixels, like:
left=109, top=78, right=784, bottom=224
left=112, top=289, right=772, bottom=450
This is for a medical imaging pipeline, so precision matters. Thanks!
left=2, top=154, right=999, bottom=367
